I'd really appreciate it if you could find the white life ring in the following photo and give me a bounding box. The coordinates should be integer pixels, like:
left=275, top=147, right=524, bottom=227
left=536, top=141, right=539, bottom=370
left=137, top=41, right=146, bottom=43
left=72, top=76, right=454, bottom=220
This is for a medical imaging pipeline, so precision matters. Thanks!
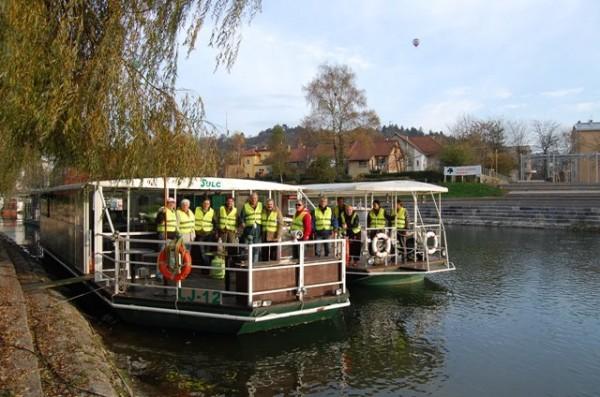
left=371, top=232, right=392, bottom=258
left=423, top=231, right=438, bottom=255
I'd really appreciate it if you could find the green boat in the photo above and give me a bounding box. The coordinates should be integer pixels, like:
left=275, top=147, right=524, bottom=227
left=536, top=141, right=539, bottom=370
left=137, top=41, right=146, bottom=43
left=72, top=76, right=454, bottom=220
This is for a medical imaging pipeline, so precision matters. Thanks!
left=302, top=180, right=456, bottom=286
left=36, top=177, right=350, bottom=335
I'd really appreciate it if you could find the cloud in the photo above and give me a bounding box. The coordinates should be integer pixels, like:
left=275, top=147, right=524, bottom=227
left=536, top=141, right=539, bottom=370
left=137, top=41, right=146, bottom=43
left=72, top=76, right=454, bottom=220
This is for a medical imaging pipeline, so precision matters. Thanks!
left=541, top=87, right=584, bottom=97
left=413, top=99, right=484, bottom=131
left=494, top=88, right=513, bottom=99
left=501, top=103, right=528, bottom=110
left=568, top=101, right=600, bottom=113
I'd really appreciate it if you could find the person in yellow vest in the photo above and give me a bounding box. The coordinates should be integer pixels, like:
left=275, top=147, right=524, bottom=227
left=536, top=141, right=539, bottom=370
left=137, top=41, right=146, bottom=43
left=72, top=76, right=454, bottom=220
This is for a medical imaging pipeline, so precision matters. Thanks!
left=217, top=196, right=238, bottom=244
left=156, top=197, right=177, bottom=240
left=341, top=204, right=362, bottom=263
left=367, top=200, right=389, bottom=256
left=239, top=192, right=262, bottom=263
left=393, top=200, right=409, bottom=256
left=193, top=197, right=216, bottom=272
left=312, top=196, right=338, bottom=257
left=176, top=199, right=195, bottom=250
left=261, top=198, right=283, bottom=261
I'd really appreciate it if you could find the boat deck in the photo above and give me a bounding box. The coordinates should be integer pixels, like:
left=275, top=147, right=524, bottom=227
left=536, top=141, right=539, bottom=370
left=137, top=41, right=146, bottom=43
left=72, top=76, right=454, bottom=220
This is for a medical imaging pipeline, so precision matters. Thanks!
left=347, top=258, right=449, bottom=274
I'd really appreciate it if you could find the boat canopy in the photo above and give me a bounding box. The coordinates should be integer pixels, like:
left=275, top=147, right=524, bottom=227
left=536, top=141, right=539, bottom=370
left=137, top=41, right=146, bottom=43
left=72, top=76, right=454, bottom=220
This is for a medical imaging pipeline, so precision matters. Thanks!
left=301, top=180, right=448, bottom=195
left=37, top=177, right=299, bottom=193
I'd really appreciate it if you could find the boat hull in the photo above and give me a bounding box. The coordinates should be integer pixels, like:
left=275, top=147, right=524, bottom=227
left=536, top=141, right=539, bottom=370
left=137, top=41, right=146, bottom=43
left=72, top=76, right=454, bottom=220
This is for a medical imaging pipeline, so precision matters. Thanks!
left=347, top=271, right=425, bottom=286
left=111, top=295, right=348, bottom=335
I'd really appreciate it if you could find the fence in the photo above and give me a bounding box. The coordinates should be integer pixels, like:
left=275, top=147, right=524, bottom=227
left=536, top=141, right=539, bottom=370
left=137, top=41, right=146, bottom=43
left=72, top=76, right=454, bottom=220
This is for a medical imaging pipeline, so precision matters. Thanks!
left=520, top=153, right=600, bottom=184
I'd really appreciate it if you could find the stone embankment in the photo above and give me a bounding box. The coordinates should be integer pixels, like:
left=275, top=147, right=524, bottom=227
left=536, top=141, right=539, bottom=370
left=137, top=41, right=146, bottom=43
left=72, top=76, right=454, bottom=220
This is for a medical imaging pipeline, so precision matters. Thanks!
left=0, top=236, right=132, bottom=397
left=417, top=185, right=600, bottom=230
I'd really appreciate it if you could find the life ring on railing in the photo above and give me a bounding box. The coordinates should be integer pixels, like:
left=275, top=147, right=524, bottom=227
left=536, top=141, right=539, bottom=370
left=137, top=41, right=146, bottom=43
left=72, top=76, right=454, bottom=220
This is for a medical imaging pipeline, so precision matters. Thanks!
left=371, top=232, right=392, bottom=258
left=158, top=241, right=192, bottom=282
left=423, top=231, right=438, bottom=255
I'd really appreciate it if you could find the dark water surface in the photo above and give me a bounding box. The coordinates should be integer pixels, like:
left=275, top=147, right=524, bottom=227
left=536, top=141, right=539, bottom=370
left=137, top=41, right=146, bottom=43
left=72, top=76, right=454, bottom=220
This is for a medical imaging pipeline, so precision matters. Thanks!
left=3, top=222, right=600, bottom=396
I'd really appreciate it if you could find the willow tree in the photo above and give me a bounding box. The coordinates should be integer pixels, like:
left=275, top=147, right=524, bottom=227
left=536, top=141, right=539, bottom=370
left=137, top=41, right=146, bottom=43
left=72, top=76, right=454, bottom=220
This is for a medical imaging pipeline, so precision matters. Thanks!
left=0, top=0, right=261, bottom=193
left=302, top=64, right=380, bottom=177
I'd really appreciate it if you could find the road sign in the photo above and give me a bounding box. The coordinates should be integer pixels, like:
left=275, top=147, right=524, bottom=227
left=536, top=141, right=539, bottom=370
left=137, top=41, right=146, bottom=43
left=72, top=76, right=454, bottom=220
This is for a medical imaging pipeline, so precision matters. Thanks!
left=444, top=165, right=482, bottom=176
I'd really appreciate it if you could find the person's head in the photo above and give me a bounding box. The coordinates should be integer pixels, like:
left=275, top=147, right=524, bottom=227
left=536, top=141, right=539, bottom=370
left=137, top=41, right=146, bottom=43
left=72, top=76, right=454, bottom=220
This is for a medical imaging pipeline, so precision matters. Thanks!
left=345, top=205, right=353, bottom=215
left=225, top=196, right=234, bottom=208
left=249, top=192, right=259, bottom=206
left=180, top=199, right=190, bottom=212
left=167, top=197, right=176, bottom=209
left=396, top=200, right=404, bottom=209
left=373, top=200, right=380, bottom=210
left=319, top=196, right=328, bottom=208
left=295, top=200, right=305, bottom=212
left=202, top=197, right=211, bottom=210
left=266, top=198, right=275, bottom=211
left=337, top=197, right=345, bottom=206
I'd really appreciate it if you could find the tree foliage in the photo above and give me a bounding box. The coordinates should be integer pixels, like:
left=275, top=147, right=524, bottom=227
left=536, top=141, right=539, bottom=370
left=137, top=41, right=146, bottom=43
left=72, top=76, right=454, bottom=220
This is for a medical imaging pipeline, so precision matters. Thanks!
left=302, top=64, right=380, bottom=177
left=266, top=124, right=288, bottom=182
left=0, top=0, right=261, bottom=193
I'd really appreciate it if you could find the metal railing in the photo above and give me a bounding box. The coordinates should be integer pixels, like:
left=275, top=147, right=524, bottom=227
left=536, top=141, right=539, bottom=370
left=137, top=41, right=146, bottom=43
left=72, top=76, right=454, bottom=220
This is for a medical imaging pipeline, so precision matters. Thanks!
left=95, top=233, right=346, bottom=308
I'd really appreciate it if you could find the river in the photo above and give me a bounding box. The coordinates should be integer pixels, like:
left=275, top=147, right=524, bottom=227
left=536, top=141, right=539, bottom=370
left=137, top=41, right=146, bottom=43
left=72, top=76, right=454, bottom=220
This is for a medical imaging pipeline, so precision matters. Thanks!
left=3, top=222, right=600, bottom=396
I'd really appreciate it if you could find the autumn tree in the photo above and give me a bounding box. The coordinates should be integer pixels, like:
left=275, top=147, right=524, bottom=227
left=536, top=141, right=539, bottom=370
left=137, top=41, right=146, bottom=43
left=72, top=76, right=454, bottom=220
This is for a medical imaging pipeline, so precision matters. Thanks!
left=0, top=0, right=261, bottom=193
left=532, top=120, right=562, bottom=179
left=266, top=124, right=289, bottom=182
left=302, top=64, right=380, bottom=177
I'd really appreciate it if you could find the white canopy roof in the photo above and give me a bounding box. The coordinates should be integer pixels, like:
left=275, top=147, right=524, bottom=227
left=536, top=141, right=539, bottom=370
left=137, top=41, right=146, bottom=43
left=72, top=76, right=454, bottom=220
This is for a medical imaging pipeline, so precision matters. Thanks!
left=97, top=177, right=298, bottom=192
left=301, top=180, right=448, bottom=195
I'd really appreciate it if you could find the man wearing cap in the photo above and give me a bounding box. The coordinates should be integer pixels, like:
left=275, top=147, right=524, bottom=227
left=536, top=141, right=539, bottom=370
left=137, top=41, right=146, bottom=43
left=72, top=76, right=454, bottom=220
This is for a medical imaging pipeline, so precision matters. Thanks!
left=290, top=200, right=312, bottom=260
left=156, top=197, right=178, bottom=240
left=176, top=198, right=195, bottom=250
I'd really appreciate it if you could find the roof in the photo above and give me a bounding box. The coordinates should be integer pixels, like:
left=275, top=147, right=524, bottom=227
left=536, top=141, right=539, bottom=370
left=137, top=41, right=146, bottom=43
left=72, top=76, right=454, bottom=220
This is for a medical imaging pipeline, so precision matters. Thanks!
left=574, top=121, right=600, bottom=132
left=288, top=147, right=309, bottom=163
left=301, top=180, right=448, bottom=194
left=38, top=177, right=299, bottom=193
left=398, top=135, right=442, bottom=156
left=347, top=139, right=397, bottom=161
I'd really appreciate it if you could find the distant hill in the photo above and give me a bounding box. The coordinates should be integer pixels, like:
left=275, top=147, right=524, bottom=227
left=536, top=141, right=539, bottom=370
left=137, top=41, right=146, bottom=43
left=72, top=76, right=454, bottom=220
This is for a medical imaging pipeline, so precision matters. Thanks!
left=238, top=123, right=446, bottom=149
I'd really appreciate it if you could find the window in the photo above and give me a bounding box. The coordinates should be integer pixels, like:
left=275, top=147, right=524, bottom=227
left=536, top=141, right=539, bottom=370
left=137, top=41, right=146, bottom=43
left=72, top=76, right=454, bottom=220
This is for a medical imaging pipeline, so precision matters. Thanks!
left=358, top=161, right=368, bottom=168
left=246, top=159, right=251, bottom=165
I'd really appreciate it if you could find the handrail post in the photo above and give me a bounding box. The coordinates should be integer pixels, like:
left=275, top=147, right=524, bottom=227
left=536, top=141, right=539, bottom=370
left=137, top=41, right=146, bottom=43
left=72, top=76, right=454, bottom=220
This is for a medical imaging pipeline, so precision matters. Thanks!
left=298, top=242, right=305, bottom=300
left=247, top=244, right=253, bottom=307
left=341, top=238, right=346, bottom=294
left=113, top=236, right=120, bottom=295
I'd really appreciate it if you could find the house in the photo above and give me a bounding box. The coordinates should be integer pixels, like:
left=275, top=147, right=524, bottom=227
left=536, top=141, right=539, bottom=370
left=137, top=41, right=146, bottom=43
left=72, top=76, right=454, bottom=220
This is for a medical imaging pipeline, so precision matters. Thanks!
left=572, top=121, right=600, bottom=183
left=396, top=135, right=442, bottom=171
left=346, top=138, right=404, bottom=178
left=286, top=142, right=336, bottom=171
left=226, top=147, right=272, bottom=178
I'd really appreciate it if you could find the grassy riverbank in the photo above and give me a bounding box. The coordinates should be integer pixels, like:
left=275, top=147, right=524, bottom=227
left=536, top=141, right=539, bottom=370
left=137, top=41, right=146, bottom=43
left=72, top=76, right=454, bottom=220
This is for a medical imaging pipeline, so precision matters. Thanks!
left=440, top=182, right=505, bottom=198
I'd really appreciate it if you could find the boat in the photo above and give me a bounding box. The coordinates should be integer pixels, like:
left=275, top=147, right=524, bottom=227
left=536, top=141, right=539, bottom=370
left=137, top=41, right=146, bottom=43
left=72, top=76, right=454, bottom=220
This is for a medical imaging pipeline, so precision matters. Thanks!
left=301, top=180, right=456, bottom=286
left=35, top=177, right=349, bottom=334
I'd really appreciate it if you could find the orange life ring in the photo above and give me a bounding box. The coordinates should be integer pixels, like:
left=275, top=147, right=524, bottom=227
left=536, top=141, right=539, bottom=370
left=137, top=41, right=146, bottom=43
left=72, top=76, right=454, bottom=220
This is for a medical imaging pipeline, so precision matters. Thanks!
left=158, top=242, right=192, bottom=282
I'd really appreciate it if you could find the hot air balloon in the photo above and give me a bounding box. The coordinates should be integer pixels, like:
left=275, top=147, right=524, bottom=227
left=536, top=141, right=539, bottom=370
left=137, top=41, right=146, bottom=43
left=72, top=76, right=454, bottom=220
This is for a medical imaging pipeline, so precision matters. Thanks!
left=412, top=38, right=420, bottom=47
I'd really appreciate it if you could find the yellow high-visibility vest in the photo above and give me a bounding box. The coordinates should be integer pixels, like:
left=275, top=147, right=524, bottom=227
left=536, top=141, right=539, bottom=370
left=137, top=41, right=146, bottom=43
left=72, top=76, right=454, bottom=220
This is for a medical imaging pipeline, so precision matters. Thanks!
left=291, top=211, right=306, bottom=231
left=195, top=207, right=215, bottom=232
left=395, top=207, right=407, bottom=229
left=243, top=202, right=263, bottom=226
left=176, top=209, right=195, bottom=234
left=314, top=207, right=333, bottom=231
left=157, top=208, right=177, bottom=232
left=369, top=209, right=387, bottom=229
left=261, top=210, right=278, bottom=233
left=341, top=212, right=361, bottom=234
left=219, top=206, right=237, bottom=231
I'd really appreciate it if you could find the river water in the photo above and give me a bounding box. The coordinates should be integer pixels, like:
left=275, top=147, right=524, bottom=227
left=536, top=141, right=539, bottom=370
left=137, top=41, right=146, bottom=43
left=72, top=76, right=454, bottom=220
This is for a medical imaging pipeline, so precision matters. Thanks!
left=3, top=222, right=600, bottom=396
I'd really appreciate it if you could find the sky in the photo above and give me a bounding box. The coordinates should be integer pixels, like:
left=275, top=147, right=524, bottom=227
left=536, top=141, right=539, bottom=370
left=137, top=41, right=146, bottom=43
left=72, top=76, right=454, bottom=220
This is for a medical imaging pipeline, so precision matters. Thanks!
left=177, top=0, right=600, bottom=137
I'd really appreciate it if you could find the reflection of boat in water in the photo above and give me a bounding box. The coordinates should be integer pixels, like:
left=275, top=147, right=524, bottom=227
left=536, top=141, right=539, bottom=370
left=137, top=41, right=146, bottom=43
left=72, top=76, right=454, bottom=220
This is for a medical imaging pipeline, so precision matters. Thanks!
left=302, top=181, right=456, bottom=286
left=33, top=177, right=350, bottom=335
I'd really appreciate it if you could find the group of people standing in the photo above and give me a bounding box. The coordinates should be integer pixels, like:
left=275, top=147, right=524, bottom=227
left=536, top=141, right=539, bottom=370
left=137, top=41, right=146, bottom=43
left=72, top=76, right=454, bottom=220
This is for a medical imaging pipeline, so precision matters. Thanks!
left=155, top=193, right=410, bottom=268
left=155, top=193, right=284, bottom=268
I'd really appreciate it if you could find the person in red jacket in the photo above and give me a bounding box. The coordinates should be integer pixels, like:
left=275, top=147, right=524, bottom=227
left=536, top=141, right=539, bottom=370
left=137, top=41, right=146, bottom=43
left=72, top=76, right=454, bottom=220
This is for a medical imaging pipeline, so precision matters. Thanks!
left=290, top=200, right=312, bottom=259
